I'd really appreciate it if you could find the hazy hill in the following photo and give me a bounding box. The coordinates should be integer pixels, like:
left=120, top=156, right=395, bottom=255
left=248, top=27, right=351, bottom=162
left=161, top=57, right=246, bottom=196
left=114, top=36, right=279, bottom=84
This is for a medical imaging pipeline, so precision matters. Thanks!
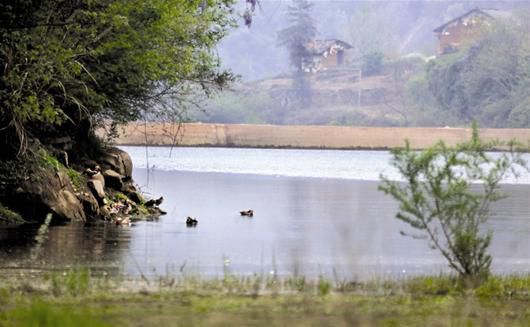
left=219, top=0, right=523, bottom=81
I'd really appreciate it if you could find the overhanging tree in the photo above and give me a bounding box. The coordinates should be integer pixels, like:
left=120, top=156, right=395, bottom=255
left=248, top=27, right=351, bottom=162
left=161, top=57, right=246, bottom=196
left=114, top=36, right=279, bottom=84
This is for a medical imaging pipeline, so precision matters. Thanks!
left=0, top=0, right=236, bottom=157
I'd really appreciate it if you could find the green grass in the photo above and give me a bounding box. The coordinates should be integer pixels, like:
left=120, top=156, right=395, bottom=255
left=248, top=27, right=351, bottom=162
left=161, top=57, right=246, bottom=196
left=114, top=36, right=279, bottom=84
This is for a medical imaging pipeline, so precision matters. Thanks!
left=66, top=168, right=87, bottom=192
left=0, top=272, right=528, bottom=326
left=114, top=192, right=128, bottom=202
left=41, top=151, right=61, bottom=172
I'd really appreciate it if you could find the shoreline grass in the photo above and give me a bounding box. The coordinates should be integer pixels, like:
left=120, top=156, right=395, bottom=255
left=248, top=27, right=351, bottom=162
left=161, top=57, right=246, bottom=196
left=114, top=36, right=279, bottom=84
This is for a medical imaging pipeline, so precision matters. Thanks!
left=0, top=271, right=528, bottom=326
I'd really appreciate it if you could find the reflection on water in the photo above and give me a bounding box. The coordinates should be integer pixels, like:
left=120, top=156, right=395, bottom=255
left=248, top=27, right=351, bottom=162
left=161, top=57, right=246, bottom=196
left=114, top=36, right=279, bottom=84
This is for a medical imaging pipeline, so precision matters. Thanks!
left=0, top=221, right=131, bottom=277
left=1, top=147, right=530, bottom=280
left=125, top=169, right=530, bottom=279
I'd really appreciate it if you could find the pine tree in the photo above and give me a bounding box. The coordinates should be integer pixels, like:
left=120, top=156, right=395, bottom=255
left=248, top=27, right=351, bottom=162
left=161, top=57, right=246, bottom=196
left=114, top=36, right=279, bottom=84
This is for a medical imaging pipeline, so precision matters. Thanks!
left=277, top=0, right=316, bottom=72
left=277, top=0, right=316, bottom=110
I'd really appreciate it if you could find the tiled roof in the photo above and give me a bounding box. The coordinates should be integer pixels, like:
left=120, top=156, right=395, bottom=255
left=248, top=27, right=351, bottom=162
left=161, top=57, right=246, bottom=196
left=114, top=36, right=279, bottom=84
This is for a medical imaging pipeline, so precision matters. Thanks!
left=305, top=39, right=353, bottom=55
left=433, top=8, right=509, bottom=33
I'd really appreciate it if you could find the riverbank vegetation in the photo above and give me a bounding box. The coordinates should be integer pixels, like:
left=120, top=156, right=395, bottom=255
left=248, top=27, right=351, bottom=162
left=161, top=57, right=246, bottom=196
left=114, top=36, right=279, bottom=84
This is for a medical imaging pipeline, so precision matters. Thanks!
left=0, top=270, right=528, bottom=326
left=0, top=1, right=236, bottom=223
left=380, top=125, right=527, bottom=282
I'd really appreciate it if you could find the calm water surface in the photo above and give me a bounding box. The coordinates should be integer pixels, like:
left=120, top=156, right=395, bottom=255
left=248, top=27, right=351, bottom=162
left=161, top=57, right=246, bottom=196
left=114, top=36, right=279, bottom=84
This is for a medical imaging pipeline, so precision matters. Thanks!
left=1, top=146, right=529, bottom=279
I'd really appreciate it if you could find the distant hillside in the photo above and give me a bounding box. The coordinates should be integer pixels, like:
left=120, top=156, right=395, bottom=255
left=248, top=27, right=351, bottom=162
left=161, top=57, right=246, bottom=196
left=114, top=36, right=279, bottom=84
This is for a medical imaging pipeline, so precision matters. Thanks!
left=190, top=55, right=434, bottom=127
left=219, top=0, right=522, bottom=81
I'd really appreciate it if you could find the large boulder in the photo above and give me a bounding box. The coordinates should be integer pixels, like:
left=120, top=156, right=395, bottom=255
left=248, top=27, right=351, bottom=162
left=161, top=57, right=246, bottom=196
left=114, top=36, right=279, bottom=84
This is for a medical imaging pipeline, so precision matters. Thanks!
left=92, top=171, right=105, bottom=185
left=8, top=167, right=87, bottom=222
left=102, top=169, right=123, bottom=190
left=76, top=191, right=100, bottom=218
left=98, top=147, right=133, bottom=180
left=87, top=179, right=105, bottom=201
left=51, top=189, right=86, bottom=221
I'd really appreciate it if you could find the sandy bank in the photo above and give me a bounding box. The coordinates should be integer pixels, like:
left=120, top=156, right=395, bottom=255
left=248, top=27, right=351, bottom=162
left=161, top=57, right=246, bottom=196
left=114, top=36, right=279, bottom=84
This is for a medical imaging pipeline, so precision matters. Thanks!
left=110, top=123, right=530, bottom=150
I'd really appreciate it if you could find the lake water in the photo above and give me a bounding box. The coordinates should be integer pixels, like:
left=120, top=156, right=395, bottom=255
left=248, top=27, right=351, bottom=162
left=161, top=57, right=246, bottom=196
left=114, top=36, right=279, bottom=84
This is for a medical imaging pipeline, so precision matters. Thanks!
left=1, top=146, right=530, bottom=280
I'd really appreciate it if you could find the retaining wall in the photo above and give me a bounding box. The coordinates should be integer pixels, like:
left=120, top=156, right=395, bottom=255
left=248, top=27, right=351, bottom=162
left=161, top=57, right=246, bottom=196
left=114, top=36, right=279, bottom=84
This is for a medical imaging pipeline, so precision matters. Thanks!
left=110, top=123, right=530, bottom=150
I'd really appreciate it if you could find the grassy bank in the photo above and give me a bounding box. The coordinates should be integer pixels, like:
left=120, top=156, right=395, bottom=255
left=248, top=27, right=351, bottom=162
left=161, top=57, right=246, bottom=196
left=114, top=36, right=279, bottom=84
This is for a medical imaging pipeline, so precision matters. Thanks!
left=1, top=271, right=529, bottom=326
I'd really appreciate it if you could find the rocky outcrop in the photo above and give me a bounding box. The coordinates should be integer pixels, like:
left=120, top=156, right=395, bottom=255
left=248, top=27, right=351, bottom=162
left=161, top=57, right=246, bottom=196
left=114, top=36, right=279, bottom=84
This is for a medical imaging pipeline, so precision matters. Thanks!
left=102, top=169, right=123, bottom=190
left=99, top=148, right=133, bottom=180
left=77, top=192, right=100, bottom=218
left=1, top=146, right=163, bottom=224
left=87, top=179, right=105, bottom=201
left=11, top=168, right=87, bottom=222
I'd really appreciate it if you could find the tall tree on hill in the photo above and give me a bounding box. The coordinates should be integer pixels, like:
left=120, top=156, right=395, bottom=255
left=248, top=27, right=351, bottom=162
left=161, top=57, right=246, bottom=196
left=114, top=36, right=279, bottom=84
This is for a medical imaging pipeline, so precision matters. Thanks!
left=277, top=0, right=316, bottom=110
left=277, top=0, right=315, bottom=72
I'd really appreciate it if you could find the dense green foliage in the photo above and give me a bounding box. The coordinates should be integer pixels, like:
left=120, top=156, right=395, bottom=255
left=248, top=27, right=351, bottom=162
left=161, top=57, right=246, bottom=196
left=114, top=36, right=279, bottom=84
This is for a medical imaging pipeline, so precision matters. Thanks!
left=0, top=0, right=236, bottom=157
left=379, top=125, right=526, bottom=279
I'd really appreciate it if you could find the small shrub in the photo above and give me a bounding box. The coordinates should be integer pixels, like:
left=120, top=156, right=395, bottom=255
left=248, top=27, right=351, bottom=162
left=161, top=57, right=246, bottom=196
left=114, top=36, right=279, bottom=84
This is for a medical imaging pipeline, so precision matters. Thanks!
left=318, top=277, right=331, bottom=296
left=379, top=124, right=526, bottom=281
left=66, top=168, right=87, bottom=192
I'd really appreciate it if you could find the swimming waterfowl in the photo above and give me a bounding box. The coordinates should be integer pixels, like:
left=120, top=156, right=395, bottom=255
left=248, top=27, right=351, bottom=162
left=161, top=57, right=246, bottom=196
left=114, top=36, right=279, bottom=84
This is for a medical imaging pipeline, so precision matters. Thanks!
left=240, top=210, right=253, bottom=217
left=186, top=216, right=198, bottom=227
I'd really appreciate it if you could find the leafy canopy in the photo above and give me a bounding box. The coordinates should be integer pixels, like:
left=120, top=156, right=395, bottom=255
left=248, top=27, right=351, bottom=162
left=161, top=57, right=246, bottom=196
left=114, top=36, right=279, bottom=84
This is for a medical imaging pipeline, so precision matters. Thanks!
left=0, top=0, right=236, bottom=155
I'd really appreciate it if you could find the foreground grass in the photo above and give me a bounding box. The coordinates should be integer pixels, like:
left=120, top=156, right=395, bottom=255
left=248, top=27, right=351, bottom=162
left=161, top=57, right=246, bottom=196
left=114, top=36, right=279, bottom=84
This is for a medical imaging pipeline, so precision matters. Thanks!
left=0, top=271, right=529, bottom=326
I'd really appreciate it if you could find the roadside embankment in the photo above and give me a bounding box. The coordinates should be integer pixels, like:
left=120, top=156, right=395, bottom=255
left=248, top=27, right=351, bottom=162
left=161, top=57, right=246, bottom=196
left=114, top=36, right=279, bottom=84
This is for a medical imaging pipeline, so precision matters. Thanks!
left=110, top=123, right=530, bottom=150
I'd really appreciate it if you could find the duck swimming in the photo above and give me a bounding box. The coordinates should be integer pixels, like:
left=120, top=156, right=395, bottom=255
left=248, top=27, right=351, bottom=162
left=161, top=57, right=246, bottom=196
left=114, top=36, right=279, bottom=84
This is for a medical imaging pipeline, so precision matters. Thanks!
left=186, top=216, right=198, bottom=227
left=240, top=210, right=254, bottom=217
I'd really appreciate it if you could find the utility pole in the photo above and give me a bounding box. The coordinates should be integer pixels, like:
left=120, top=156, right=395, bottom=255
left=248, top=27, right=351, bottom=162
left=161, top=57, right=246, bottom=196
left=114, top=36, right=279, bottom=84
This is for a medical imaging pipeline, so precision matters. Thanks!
left=358, top=68, right=362, bottom=108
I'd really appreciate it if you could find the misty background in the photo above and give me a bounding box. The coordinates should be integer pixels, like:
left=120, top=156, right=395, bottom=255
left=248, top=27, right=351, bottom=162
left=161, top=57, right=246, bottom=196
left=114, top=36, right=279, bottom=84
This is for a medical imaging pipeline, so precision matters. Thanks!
left=188, top=0, right=530, bottom=127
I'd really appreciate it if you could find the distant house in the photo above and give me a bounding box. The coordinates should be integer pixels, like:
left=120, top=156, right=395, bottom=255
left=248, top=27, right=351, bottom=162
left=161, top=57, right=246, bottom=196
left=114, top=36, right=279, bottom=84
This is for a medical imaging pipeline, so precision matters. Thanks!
left=303, top=39, right=353, bottom=73
left=433, top=8, right=510, bottom=55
